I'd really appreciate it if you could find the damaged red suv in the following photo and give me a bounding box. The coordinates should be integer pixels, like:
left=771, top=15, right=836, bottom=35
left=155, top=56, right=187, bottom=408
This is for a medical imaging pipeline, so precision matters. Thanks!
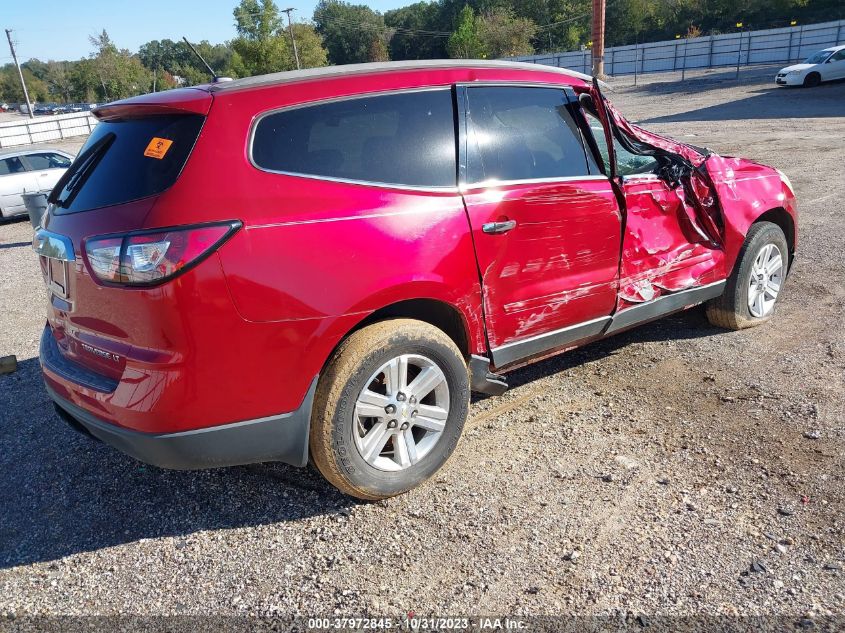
left=36, top=60, right=796, bottom=499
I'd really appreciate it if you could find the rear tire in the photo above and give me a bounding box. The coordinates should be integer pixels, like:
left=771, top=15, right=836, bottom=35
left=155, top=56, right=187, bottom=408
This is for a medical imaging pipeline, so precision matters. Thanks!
left=310, top=319, right=469, bottom=500
left=706, top=221, right=789, bottom=330
left=803, top=72, right=821, bottom=88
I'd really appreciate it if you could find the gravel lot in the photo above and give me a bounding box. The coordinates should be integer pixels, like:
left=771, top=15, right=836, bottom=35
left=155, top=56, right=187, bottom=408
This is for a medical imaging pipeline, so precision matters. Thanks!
left=1, top=66, right=843, bottom=626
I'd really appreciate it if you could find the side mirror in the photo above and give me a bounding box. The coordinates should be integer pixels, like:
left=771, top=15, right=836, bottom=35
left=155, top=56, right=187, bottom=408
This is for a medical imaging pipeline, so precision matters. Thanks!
left=578, top=92, right=598, bottom=117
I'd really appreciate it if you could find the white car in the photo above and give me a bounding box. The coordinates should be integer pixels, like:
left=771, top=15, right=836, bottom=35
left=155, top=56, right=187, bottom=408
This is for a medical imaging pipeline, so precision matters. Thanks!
left=776, top=45, right=845, bottom=87
left=0, top=149, right=74, bottom=219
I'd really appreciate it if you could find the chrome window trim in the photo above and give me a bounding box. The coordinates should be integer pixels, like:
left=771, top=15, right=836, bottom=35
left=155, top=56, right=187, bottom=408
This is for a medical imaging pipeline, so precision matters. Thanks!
left=459, top=174, right=610, bottom=192
left=621, top=174, right=663, bottom=183
left=248, top=86, right=461, bottom=193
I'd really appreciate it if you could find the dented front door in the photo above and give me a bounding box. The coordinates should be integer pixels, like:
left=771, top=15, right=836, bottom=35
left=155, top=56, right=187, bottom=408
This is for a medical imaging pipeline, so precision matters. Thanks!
left=587, top=87, right=726, bottom=309
left=617, top=172, right=726, bottom=304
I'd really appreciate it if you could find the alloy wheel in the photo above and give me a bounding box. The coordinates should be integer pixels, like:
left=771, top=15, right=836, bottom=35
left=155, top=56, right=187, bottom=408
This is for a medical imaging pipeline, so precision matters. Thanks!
left=353, top=354, right=450, bottom=472
left=747, top=243, right=784, bottom=318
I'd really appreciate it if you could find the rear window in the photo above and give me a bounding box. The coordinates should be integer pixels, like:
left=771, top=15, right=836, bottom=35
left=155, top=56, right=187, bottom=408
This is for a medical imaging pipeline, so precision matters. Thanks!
left=51, top=114, right=203, bottom=214
left=251, top=89, right=456, bottom=188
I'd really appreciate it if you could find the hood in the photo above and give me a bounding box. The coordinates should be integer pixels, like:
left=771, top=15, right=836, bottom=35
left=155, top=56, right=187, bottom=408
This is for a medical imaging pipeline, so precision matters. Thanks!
left=779, top=63, right=815, bottom=73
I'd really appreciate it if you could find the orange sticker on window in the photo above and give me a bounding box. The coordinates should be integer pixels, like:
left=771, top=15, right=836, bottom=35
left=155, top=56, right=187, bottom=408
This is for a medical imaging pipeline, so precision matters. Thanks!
left=144, top=137, right=173, bottom=159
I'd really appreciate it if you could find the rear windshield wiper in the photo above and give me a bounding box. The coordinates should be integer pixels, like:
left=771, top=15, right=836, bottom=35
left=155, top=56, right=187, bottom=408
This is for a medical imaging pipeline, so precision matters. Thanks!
left=49, top=132, right=116, bottom=209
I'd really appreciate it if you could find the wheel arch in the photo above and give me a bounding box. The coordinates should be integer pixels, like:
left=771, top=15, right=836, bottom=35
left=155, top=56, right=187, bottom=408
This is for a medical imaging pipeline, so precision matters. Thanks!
left=344, top=298, right=473, bottom=358
left=315, top=297, right=484, bottom=387
left=753, top=207, right=795, bottom=266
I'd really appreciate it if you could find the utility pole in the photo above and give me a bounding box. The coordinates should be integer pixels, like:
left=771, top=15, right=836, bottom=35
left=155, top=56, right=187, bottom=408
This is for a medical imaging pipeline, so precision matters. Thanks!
left=282, top=8, right=301, bottom=70
left=591, top=0, right=606, bottom=78
left=5, top=29, right=34, bottom=119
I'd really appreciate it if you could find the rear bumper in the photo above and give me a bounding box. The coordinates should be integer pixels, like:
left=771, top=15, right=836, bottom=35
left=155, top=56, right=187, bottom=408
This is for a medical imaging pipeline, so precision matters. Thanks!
left=44, top=377, right=317, bottom=470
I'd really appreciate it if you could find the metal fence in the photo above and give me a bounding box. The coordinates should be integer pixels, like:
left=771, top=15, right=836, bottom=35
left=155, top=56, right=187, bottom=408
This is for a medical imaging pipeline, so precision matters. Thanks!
left=0, top=112, right=97, bottom=149
left=510, top=19, right=845, bottom=79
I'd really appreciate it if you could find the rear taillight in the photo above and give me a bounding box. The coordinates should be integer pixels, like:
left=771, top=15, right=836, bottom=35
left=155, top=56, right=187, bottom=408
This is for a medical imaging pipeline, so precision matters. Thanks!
left=84, top=221, right=241, bottom=286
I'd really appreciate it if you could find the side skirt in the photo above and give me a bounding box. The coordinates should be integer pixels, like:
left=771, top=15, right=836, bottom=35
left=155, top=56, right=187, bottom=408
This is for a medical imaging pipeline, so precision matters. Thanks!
left=605, top=280, right=725, bottom=335
left=490, top=316, right=611, bottom=368
left=489, top=280, right=726, bottom=370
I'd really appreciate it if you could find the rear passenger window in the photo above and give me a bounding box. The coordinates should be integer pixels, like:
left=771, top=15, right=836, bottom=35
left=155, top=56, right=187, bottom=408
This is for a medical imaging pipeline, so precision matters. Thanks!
left=465, top=87, right=593, bottom=183
left=26, top=153, right=72, bottom=170
left=252, top=89, right=456, bottom=188
left=0, top=157, right=25, bottom=175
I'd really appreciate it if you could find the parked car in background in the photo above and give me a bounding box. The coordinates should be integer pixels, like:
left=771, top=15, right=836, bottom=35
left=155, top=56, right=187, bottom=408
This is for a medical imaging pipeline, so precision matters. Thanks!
left=35, top=60, right=797, bottom=499
left=0, top=149, right=73, bottom=218
left=0, top=103, right=9, bottom=112
left=776, top=45, right=845, bottom=86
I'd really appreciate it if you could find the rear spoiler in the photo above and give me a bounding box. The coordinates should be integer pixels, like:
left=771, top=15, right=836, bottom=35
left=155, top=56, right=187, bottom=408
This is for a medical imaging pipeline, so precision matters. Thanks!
left=94, top=88, right=212, bottom=121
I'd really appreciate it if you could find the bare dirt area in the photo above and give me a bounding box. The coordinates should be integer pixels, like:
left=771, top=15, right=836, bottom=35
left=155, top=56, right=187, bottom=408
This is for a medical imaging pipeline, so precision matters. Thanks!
left=0, top=67, right=843, bottom=627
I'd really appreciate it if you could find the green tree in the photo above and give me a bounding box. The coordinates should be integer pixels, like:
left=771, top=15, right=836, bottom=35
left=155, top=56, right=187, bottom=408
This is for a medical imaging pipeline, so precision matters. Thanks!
left=139, top=39, right=234, bottom=86
left=68, top=58, right=100, bottom=102
left=231, top=0, right=289, bottom=75
left=447, top=6, right=485, bottom=58
left=230, top=0, right=327, bottom=76
left=88, top=30, right=150, bottom=101
left=43, top=61, right=75, bottom=102
left=314, top=0, right=390, bottom=64
left=477, top=8, right=537, bottom=57
left=291, top=23, right=329, bottom=68
left=384, top=2, right=448, bottom=60
left=0, top=65, right=50, bottom=102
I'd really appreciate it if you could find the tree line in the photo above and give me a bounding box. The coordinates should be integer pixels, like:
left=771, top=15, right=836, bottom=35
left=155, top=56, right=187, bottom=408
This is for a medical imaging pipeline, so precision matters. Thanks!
left=1, top=0, right=842, bottom=104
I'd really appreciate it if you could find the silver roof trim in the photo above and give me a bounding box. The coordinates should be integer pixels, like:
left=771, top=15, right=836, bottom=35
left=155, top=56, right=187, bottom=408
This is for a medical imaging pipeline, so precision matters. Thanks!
left=209, top=59, right=597, bottom=93
left=0, top=148, right=75, bottom=160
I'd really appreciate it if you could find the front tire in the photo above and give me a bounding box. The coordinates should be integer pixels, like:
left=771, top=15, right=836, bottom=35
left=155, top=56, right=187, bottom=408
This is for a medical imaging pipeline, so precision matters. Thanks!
left=706, top=221, right=789, bottom=330
left=803, top=72, right=821, bottom=88
left=310, top=319, right=469, bottom=500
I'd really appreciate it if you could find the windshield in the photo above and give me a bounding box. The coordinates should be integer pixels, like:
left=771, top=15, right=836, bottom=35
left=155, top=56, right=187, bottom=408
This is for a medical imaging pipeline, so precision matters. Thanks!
left=805, top=51, right=832, bottom=64
left=50, top=114, right=204, bottom=214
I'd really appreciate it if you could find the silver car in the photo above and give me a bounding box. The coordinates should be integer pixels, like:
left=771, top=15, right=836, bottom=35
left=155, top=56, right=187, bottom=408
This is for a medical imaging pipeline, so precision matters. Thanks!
left=0, top=149, right=74, bottom=219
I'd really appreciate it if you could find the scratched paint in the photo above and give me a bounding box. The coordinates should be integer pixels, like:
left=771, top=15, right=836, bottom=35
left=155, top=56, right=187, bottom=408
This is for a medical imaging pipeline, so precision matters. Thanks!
left=463, top=179, right=622, bottom=348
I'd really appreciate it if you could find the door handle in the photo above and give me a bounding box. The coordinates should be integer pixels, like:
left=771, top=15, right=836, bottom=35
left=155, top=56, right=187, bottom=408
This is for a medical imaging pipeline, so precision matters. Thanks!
left=482, top=220, right=517, bottom=235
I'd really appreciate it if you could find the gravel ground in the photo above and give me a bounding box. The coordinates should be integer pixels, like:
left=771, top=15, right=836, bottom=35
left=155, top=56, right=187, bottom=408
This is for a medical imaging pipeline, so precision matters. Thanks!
left=0, top=66, right=843, bottom=626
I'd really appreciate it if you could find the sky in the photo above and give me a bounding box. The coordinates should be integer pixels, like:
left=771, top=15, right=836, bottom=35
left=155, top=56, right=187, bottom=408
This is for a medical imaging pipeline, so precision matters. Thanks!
left=2, top=0, right=407, bottom=63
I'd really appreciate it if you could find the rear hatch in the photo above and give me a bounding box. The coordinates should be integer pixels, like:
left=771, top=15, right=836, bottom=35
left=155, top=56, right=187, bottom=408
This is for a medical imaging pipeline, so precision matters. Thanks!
left=37, top=89, right=212, bottom=381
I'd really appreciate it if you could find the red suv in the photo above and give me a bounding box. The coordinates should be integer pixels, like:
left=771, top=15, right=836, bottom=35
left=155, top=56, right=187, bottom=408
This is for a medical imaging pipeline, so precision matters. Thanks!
left=36, top=60, right=797, bottom=499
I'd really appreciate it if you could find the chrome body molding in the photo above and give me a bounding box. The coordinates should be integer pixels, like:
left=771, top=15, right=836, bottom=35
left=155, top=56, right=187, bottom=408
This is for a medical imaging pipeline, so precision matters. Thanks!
left=491, top=316, right=611, bottom=368
left=33, top=228, right=76, bottom=261
left=490, top=280, right=727, bottom=369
